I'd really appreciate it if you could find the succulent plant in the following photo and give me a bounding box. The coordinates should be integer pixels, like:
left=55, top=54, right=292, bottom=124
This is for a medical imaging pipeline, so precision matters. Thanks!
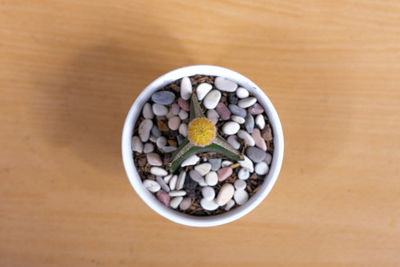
left=166, top=93, right=244, bottom=173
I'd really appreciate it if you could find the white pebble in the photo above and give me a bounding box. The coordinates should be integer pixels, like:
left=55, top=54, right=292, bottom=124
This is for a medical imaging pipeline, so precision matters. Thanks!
left=215, top=77, right=238, bottom=92
left=169, top=175, right=178, bottom=190
left=149, top=135, right=157, bottom=143
left=143, top=143, right=154, bottom=153
left=178, top=109, right=188, bottom=120
left=222, top=121, right=240, bottom=135
left=231, top=115, right=245, bottom=124
left=179, top=197, right=192, bottom=210
left=181, top=154, right=200, bottom=167
left=169, top=190, right=186, bottom=197
left=131, top=136, right=143, bottom=153
left=161, top=146, right=177, bottom=153
left=238, top=156, right=254, bottom=173
left=143, top=179, right=161, bottom=193
left=170, top=197, right=183, bottom=209
left=168, top=116, right=181, bottom=131
left=189, top=170, right=207, bottom=186
left=265, top=152, right=272, bottom=165
left=138, top=119, right=153, bottom=142
left=142, top=103, right=154, bottom=119
left=216, top=183, right=235, bottom=206
left=224, top=199, right=235, bottom=211
left=194, top=163, right=212, bottom=176
left=171, top=103, right=180, bottom=115
left=203, top=90, right=221, bottom=109
left=238, top=97, right=257, bottom=108
left=200, top=198, right=219, bottom=211
left=221, top=160, right=233, bottom=167
left=205, top=171, right=218, bottom=186
left=207, top=109, right=219, bottom=125
left=234, top=179, right=247, bottom=190
left=146, top=153, right=162, bottom=166
left=179, top=123, right=187, bottom=137
left=234, top=190, right=249, bottom=205
left=150, top=167, right=168, bottom=176
left=237, top=130, right=255, bottom=146
left=255, top=114, right=265, bottom=129
left=156, top=176, right=170, bottom=192
left=236, top=87, right=249, bottom=98
left=176, top=171, right=186, bottom=190
left=166, top=109, right=175, bottom=119
left=196, top=83, right=213, bottom=100
left=227, top=136, right=241, bottom=150
left=152, top=104, right=168, bottom=116
left=202, top=186, right=216, bottom=200
left=255, top=162, right=269, bottom=175
left=156, top=136, right=167, bottom=148
left=163, top=174, right=172, bottom=183
left=180, top=77, right=192, bottom=100
left=238, top=168, right=250, bottom=180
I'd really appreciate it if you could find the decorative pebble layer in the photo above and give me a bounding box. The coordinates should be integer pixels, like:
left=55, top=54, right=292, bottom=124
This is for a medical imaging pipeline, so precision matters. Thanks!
left=132, top=75, right=274, bottom=216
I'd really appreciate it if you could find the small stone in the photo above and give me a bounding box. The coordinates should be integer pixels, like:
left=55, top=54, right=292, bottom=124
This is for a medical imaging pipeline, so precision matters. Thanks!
left=189, top=170, right=207, bottom=186
left=169, top=190, right=186, bottom=197
left=156, top=176, right=170, bottom=192
left=170, top=196, right=183, bottom=209
left=262, top=125, right=273, bottom=141
left=143, top=143, right=154, bottom=153
left=231, top=115, right=245, bottom=124
left=151, top=125, right=161, bottom=137
left=161, top=146, right=177, bottom=153
left=224, top=199, right=235, bottom=211
left=255, top=162, right=269, bottom=175
left=207, top=109, right=219, bottom=125
left=255, top=114, right=265, bottom=129
left=229, top=104, right=247, bottom=118
left=168, top=116, right=181, bottom=131
left=196, top=83, right=212, bottom=101
left=216, top=102, right=231, bottom=120
left=228, top=93, right=238, bottom=105
left=156, top=190, right=170, bottom=206
left=238, top=97, right=257, bottom=108
left=238, top=156, right=254, bottom=172
left=245, top=113, right=255, bottom=133
left=215, top=77, right=238, bottom=92
left=265, top=152, right=272, bottom=164
left=200, top=198, right=219, bottom=211
left=181, top=155, right=200, bottom=167
left=221, top=160, right=233, bottom=167
left=178, top=98, right=190, bottom=111
left=169, top=174, right=178, bottom=190
left=131, top=136, right=143, bottom=153
left=164, top=174, right=172, bottom=183
left=176, top=135, right=185, bottom=145
left=142, top=103, right=154, bottom=119
left=138, top=119, right=153, bottom=142
left=179, top=123, right=187, bottom=137
left=252, top=128, right=267, bottom=151
left=248, top=103, right=264, bottom=115
left=234, top=190, right=249, bottom=205
left=156, top=136, right=167, bottom=148
left=149, top=135, right=157, bottom=143
left=178, top=109, right=188, bottom=120
left=143, top=179, right=161, bottom=193
left=246, top=147, right=267, bottom=163
left=146, top=153, right=162, bottom=166
left=216, top=183, right=235, bottom=206
left=176, top=171, right=186, bottom=190
left=227, top=136, right=241, bottom=150
left=237, top=130, right=255, bottom=146
left=171, top=103, right=180, bottom=115
left=179, top=197, right=192, bottom=210
left=166, top=109, right=175, bottom=119
left=180, top=77, right=192, bottom=100
left=205, top=171, right=218, bottom=186
left=157, top=119, right=169, bottom=131
left=234, top=180, right=247, bottom=190
left=202, top=186, right=215, bottom=200
left=195, top=163, right=212, bottom=176
left=168, top=139, right=177, bottom=147
left=203, top=90, right=221, bottom=109
left=217, top=167, right=233, bottom=182
left=152, top=104, right=168, bottom=116
left=236, top=87, right=249, bottom=98
left=151, top=91, right=175, bottom=105
left=222, top=121, right=240, bottom=135
left=151, top=167, right=168, bottom=176
left=209, top=158, right=222, bottom=171
left=238, top=168, right=250, bottom=180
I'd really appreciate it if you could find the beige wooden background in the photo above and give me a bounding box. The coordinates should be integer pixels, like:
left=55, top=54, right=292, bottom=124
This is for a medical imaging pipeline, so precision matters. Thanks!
left=1, top=1, right=399, bottom=266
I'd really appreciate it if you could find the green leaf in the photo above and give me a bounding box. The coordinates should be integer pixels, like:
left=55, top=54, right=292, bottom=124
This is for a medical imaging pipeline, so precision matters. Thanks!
left=189, top=93, right=205, bottom=121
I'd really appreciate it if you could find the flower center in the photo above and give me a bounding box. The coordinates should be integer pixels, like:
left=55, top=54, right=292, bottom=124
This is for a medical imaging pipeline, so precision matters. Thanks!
left=187, top=117, right=217, bottom=147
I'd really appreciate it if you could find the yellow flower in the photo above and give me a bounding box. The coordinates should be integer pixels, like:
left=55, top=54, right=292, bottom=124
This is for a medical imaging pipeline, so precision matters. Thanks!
left=187, top=117, right=217, bottom=147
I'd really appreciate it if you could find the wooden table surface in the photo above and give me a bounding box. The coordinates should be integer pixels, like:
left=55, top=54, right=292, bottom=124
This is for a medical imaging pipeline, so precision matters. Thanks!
left=1, top=1, right=400, bottom=266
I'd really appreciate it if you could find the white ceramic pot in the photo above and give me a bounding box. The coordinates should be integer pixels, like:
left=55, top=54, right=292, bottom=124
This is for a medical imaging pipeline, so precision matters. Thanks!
left=122, top=65, right=284, bottom=227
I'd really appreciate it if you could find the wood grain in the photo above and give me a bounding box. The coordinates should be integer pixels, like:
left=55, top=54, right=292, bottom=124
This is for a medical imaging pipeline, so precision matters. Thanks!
left=1, top=0, right=399, bottom=266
